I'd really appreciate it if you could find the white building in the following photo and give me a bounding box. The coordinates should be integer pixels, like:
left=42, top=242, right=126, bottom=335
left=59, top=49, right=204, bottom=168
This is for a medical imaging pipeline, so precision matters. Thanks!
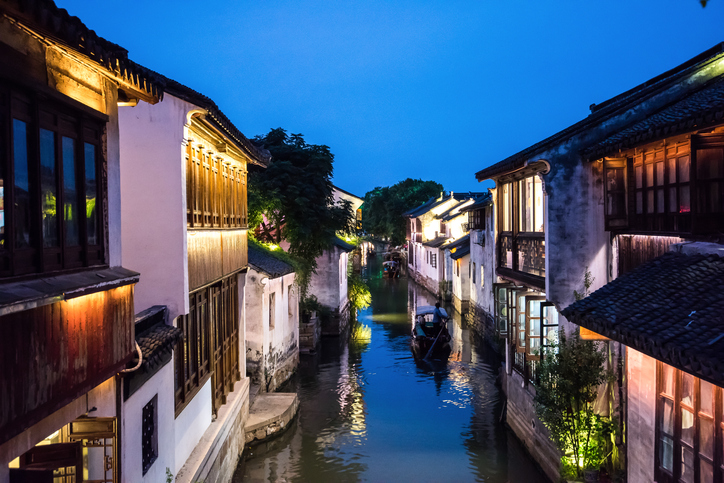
left=245, top=245, right=299, bottom=393
left=119, top=72, right=269, bottom=482
left=308, top=237, right=355, bottom=336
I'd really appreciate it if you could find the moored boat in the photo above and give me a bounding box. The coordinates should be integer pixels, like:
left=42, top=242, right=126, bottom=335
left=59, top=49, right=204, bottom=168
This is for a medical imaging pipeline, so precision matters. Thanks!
left=411, top=305, right=451, bottom=360
left=382, top=260, right=399, bottom=278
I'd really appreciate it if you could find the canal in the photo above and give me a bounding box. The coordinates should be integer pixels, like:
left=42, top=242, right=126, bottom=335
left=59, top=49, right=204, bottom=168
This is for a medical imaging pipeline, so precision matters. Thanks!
left=234, top=256, right=548, bottom=482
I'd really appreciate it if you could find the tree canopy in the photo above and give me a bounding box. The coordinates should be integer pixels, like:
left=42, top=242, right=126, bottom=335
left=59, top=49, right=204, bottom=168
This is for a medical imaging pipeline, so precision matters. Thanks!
left=361, top=178, right=443, bottom=245
left=248, top=128, right=354, bottom=294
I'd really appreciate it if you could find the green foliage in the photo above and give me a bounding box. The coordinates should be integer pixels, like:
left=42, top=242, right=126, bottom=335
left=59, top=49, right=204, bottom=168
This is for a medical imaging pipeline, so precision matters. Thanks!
left=534, top=331, right=614, bottom=479
left=361, top=178, right=443, bottom=245
left=165, top=468, right=173, bottom=483
left=573, top=266, right=595, bottom=301
left=249, top=128, right=355, bottom=296
left=348, top=272, right=372, bottom=311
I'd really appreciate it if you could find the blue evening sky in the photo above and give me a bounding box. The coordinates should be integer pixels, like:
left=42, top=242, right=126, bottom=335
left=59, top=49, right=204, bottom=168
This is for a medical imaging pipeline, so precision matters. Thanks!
left=58, top=0, right=724, bottom=197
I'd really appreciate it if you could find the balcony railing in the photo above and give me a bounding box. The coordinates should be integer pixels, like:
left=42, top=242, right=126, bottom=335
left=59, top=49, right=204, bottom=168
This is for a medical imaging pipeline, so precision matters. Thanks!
left=498, top=232, right=545, bottom=278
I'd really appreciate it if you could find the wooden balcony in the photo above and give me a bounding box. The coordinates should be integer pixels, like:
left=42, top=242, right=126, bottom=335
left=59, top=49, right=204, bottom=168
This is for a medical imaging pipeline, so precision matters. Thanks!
left=498, top=232, right=545, bottom=290
left=187, top=228, right=248, bottom=291
left=0, top=271, right=137, bottom=446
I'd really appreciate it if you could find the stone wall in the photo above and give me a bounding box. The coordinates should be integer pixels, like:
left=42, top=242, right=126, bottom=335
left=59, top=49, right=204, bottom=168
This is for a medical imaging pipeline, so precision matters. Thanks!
left=299, top=315, right=321, bottom=353
left=504, top=369, right=561, bottom=483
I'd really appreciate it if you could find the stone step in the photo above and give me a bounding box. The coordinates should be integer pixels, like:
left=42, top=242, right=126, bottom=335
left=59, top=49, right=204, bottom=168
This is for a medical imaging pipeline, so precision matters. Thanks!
left=244, top=393, right=299, bottom=445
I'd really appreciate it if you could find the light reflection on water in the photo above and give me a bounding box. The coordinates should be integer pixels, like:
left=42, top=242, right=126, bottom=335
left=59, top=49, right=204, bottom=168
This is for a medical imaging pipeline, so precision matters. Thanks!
left=234, top=255, right=549, bottom=483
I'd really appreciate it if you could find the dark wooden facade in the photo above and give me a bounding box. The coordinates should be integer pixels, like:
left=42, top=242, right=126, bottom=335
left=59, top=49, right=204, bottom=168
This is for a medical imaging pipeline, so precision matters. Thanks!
left=616, top=234, right=684, bottom=276
left=0, top=285, right=135, bottom=446
left=187, top=228, right=248, bottom=291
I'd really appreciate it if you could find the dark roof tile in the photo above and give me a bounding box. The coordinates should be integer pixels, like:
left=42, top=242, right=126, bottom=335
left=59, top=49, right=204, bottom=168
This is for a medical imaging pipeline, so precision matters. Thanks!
left=562, top=251, right=724, bottom=387
left=248, top=246, right=296, bottom=278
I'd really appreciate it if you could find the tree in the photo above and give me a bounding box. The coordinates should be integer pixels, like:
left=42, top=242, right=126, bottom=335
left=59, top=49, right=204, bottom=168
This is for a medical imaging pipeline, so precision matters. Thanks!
left=534, top=331, right=615, bottom=480
left=361, top=178, right=443, bottom=245
left=249, top=128, right=354, bottom=294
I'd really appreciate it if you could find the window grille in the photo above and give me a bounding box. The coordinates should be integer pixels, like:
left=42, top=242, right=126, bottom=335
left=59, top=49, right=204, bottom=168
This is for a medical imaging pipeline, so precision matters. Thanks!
left=142, top=395, right=158, bottom=475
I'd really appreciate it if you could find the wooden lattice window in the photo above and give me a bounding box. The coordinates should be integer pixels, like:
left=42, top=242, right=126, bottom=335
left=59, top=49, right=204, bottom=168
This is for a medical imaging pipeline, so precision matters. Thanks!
left=186, top=140, right=247, bottom=229
left=656, top=362, right=724, bottom=483
left=175, top=276, right=240, bottom=415
left=0, top=83, right=105, bottom=278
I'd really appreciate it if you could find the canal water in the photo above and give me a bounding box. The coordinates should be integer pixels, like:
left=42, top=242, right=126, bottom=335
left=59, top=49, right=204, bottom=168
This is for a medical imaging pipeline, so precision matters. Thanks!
left=234, top=256, right=548, bottom=482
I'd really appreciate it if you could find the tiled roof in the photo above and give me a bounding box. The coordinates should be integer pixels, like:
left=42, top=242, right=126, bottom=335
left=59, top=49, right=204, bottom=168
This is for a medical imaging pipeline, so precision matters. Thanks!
left=585, top=75, right=724, bottom=159
left=459, top=193, right=492, bottom=212
left=445, top=234, right=470, bottom=251
left=2, top=0, right=163, bottom=100
left=475, top=43, right=724, bottom=181
left=248, top=245, right=295, bottom=278
left=451, top=244, right=470, bottom=260
left=136, top=324, right=183, bottom=371
left=333, top=185, right=363, bottom=202
left=332, top=237, right=356, bottom=252
left=146, top=72, right=270, bottom=167
left=422, top=236, right=449, bottom=248
left=561, top=252, right=724, bottom=387
left=437, top=200, right=471, bottom=222
left=403, top=197, right=435, bottom=217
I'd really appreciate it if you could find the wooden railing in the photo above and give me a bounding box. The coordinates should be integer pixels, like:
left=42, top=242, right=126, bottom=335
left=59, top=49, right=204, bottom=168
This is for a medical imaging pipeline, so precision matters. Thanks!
left=498, top=232, right=545, bottom=278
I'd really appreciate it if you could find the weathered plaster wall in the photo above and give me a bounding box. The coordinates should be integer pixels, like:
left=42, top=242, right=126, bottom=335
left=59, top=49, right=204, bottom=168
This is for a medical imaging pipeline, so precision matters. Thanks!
left=119, top=94, right=195, bottom=319
left=470, top=206, right=496, bottom=316
left=309, top=246, right=348, bottom=311
left=504, top=371, right=562, bottom=483
left=122, top=361, right=175, bottom=483
left=244, top=268, right=299, bottom=391
left=451, top=253, right=470, bottom=313
left=627, top=348, right=657, bottom=483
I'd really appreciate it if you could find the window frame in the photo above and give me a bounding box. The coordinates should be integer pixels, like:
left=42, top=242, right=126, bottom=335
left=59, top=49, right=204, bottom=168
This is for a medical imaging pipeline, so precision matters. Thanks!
left=0, top=83, right=106, bottom=279
left=655, top=361, right=724, bottom=483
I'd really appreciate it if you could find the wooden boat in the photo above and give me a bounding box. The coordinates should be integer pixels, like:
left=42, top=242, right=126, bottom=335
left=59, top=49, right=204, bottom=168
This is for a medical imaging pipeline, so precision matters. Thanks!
left=382, top=260, right=399, bottom=278
left=411, top=305, right=451, bottom=360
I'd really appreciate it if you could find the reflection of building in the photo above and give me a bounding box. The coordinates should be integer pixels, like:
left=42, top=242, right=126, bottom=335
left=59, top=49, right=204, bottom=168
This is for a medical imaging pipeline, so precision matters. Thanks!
left=119, top=70, right=269, bottom=482
left=246, top=245, right=299, bottom=393
left=0, top=2, right=160, bottom=481
left=475, top=43, right=724, bottom=482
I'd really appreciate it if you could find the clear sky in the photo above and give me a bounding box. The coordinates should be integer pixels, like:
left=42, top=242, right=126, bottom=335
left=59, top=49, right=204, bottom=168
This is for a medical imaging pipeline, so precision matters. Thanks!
left=58, top=0, right=724, bottom=197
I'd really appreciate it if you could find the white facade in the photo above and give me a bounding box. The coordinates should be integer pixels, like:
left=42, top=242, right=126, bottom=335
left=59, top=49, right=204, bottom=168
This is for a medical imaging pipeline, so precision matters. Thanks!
left=245, top=265, right=299, bottom=393
left=118, top=92, right=251, bottom=482
left=309, top=244, right=350, bottom=312
left=469, top=205, right=496, bottom=316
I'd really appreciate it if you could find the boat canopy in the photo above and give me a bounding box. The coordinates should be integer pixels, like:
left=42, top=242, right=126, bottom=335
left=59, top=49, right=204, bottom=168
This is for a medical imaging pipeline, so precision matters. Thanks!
left=416, top=306, right=449, bottom=318
left=383, top=261, right=398, bottom=267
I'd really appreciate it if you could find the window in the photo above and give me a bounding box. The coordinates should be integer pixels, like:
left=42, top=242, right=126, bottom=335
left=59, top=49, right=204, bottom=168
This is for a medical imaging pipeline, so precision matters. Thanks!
left=469, top=207, right=485, bottom=230
left=175, top=276, right=240, bottom=413
left=142, top=395, right=158, bottom=475
left=0, top=85, right=105, bottom=278
left=656, top=363, right=724, bottom=483
left=186, top=141, right=247, bottom=228
left=493, top=284, right=557, bottom=384
left=287, top=284, right=294, bottom=323
left=605, top=137, right=724, bottom=235
left=497, top=176, right=545, bottom=279
left=269, top=292, right=276, bottom=329
left=480, top=265, right=484, bottom=289
left=472, top=262, right=476, bottom=284
left=431, top=253, right=437, bottom=269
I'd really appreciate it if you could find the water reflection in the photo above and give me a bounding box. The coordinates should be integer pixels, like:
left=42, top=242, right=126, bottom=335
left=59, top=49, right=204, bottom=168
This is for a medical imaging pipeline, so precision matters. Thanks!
left=235, top=255, right=548, bottom=483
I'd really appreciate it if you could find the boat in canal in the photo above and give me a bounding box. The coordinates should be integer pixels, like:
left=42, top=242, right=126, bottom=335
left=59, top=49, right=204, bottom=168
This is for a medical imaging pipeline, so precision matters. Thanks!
left=382, top=260, right=399, bottom=278
left=411, top=305, right=451, bottom=360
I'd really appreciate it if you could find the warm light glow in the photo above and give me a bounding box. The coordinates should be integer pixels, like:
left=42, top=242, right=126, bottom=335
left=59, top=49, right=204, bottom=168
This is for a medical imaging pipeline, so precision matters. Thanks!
left=268, top=244, right=279, bottom=251
left=580, top=327, right=609, bottom=341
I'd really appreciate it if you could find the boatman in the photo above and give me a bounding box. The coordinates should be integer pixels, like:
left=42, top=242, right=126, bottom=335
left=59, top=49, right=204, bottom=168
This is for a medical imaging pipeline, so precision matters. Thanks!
left=432, top=302, right=445, bottom=335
